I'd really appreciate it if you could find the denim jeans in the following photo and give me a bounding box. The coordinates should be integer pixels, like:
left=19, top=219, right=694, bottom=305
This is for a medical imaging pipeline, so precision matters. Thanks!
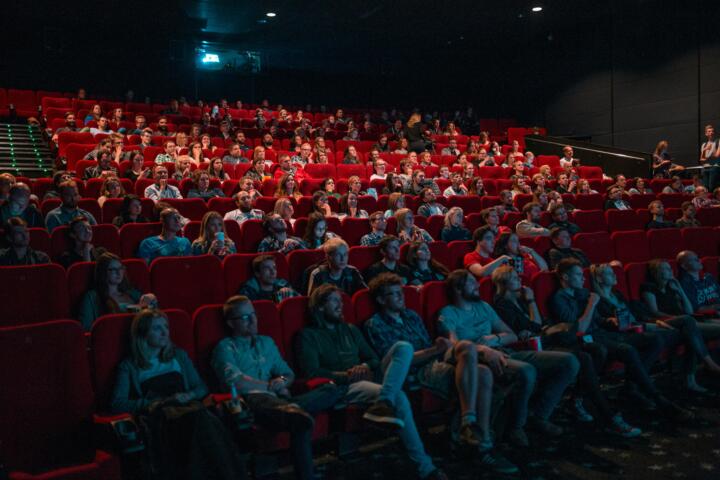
left=702, top=157, right=720, bottom=191
left=510, top=350, right=580, bottom=421
left=344, top=341, right=436, bottom=479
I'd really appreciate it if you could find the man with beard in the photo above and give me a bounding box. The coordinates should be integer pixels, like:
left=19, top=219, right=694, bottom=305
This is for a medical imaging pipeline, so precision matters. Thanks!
left=223, top=190, right=264, bottom=226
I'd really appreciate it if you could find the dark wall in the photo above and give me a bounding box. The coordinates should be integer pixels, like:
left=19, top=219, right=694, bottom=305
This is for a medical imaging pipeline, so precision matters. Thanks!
left=542, top=1, right=720, bottom=164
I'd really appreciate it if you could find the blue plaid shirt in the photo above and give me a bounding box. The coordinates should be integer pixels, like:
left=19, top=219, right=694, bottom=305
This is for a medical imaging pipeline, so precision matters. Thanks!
left=364, top=309, right=432, bottom=359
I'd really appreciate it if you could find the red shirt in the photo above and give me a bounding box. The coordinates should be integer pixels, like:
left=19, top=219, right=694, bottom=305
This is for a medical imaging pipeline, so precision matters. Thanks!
left=464, top=251, right=493, bottom=270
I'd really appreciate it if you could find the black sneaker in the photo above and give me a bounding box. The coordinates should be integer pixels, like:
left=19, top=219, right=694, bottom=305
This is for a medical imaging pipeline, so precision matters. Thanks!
left=278, top=404, right=315, bottom=432
left=363, top=400, right=405, bottom=429
left=477, top=449, right=519, bottom=475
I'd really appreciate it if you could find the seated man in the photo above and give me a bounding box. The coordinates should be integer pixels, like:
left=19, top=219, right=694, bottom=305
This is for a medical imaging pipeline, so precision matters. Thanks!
left=0, top=183, right=44, bottom=228
left=676, top=201, right=701, bottom=228
left=0, top=217, right=50, bottom=265
left=405, top=170, right=441, bottom=196
left=297, top=285, right=448, bottom=480
left=58, top=216, right=106, bottom=268
left=364, top=235, right=414, bottom=285
left=83, top=152, right=118, bottom=180
left=364, top=273, right=518, bottom=474
left=212, top=296, right=340, bottom=480
left=464, top=226, right=513, bottom=278
left=45, top=180, right=97, bottom=232
left=360, top=211, right=388, bottom=246
left=553, top=173, right=576, bottom=195
left=443, top=172, right=468, bottom=197
left=223, top=190, right=264, bottom=226
left=546, top=227, right=590, bottom=269
left=550, top=259, right=690, bottom=420
left=677, top=250, right=720, bottom=316
left=237, top=255, right=299, bottom=302
left=439, top=270, right=579, bottom=442
left=604, top=187, right=631, bottom=210
left=499, top=190, right=518, bottom=213
left=441, top=138, right=460, bottom=156
left=515, top=202, right=550, bottom=238
left=416, top=188, right=448, bottom=217
left=273, top=153, right=307, bottom=181
left=222, top=143, right=248, bottom=165
left=257, top=214, right=305, bottom=254
left=646, top=200, right=675, bottom=229
left=83, top=138, right=112, bottom=161
left=137, top=208, right=192, bottom=263
left=307, top=238, right=367, bottom=296
left=291, top=143, right=313, bottom=167
left=547, top=204, right=580, bottom=235
left=144, top=165, right=183, bottom=202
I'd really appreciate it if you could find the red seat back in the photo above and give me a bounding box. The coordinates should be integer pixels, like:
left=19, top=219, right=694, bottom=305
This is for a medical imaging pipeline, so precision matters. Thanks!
left=531, top=271, right=560, bottom=317
left=119, top=222, right=162, bottom=258
left=0, top=264, right=70, bottom=326
left=287, top=249, right=326, bottom=291
left=222, top=252, right=289, bottom=297
left=681, top=227, right=720, bottom=257
left=573, top=232, right=613, bottom=264
left=611, top=230, right=650, bottom=264
left=606, top=209, right=643, bottom=232
left=572, top=210, right=607, bottom=233
left=150, top=255, right=225, bottom=313
left=647, top=228, right=683, bottom=259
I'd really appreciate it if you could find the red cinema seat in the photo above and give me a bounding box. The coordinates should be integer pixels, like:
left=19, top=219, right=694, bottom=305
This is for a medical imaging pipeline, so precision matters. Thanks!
left=349, top=245, right=381, bottom=273
left=119, top=222, right=162, bottom=258
left=537, top=155, right=560, bottom=168
left=287, top=249, right=326, bottom=291
left=162, top=198, right=208, bottom=221
left=239, top=219, right=265, bottom=252
left=502, top=211, right=523, bottom=231
left=90, top=309, right=194, bottom=412
left=0, top=264, right=70, bottom=326
left=208, top=197, right=236, bottom=216
left=150, top=255, right=225, bottom=313
left=446, top=195, right=482, bottom=213
left=512, top=194, right=534, bottom=211
left=606, top=210, right=643, bottom=232
left=222, top=252, right=289, bottom=298
left=102, top=197, right=154, bottom=224
left=0, top=321, right=122, bottom=479
left=336, top=164, right=368, bottom=179
left=448, top=240, right=475, bottom=269
left=701, top=256, right=718, bottom=278
left=304, top=163, right=336, bottom=180
left=647, top=228, right=683, bottom=259
left=681, top=227, right=719, bottom=257
left=57, top=131, right=94, bottom=157
left=424, top=215, right=445, bottom=240
left=573, top=232, right=614, bottom=264
left=65, top=143, right=96, bottom=170
left=50, top=223, right=120, bottom=259
left=611, top=230, right=650, bottom=264
left=628, top=193, right=656, bottom=210
left=531, top=271, right=560, bottom=317
left=573, top=194, right=604, bottom=211
left=29, top=227, right=51, bottom=253
left=696, top=208, right=720, bottom=227
left=624, top=262, right=650, bottom=300
left=341, top=217, right=371, bottom=246
left=193, top=301, right=282, bottom=390
left=572, top=210, right=607, bottom=233
left=657, top=193, right=689, bottom=209
left=420, top=281, right=449, bottom=337
left=577, top=166, right=603, bottom=179
left=7, top=88, right=38, bottom=117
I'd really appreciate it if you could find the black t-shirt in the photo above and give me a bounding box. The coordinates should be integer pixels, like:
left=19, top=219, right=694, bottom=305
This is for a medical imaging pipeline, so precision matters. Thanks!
left=639, top=282, right=684, bottom=316
left=493, top=296, right=542, bottom=335
left=364, top=261, right=413, bottom=285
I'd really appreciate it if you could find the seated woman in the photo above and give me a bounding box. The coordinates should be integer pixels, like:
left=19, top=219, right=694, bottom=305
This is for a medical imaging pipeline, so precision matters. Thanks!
left=188, top=142, right=209, bottom=165
left=468, top=176, right=487, bottom=197
left=384, top=191, right=405, bottom=218
left=188, top=170, right=224, bottom=200
left=318, top=178, right=340, bottom=200
left=493, top=266, right=642, bottom=437
left=98, top=176, right=126, bottom=208
left=191, top=211, right=237, bottom=257
left=338, top=192, right=368, bottom=219
left=313, top=136, right=332, bottom=157
left=492, top=232, right=548, bottom=284
left=207, top=157, right=231, bottom=181
left=138, top=208, right=192, bottom=263
left=311, top=191, right=333, bottom=217
left=58, top=216, right=107, bottom=268
left=538, top=165, right=555, bottom=181
left=510, top=177, right=532, bottom=199
left=78, top=252, right=158, bottom=330
left=124, top=153, right=149, bottom=182
left=273, top=197, right=296, bottom=226
left=200, top=133, right=218, bottom=153
left=342, top=145, right=361, bottom=164
left=302, top=212, right=339, bottom=249
left=405, top=241, right=449, bottom=284
left=636, top=260, right=720, bottom=392
left=533, top=191, right=550, bottom=211
left=575, top=179, right=598, bottom=195
left=113, top=194, right=149, bottom=227
left=628, top=177, right=652, bottom=195
left=393, top=137, right=409, bottom=154
left=110, top=310, right=245, bottom=479
left=440, top=206, right=471, bottom=242
left=652, top=140, right=684, bottom=178
left=275, top=173, right=303, bottom=200
left=172, top=156, right=193, bottom=182
left=370, top=158, right=388, bottom=181
left=382, top=173, right=405, bottom=195
left=347, top=175, right=376, bottom=198
left=395, top=208, right=433, bottom=243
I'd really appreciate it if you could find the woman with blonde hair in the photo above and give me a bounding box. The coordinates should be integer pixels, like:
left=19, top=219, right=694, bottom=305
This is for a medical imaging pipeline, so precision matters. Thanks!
left=652, top=140, right=684, bottom=178
left=191, top=211, right=236, bottom=257
left=403, top=113, right=427, bottom=152
left=441, top=206, right=471, bottom=242
left=395, top=208, right=433, bottom=243
left=111, top=309, right=246, bottom=479
left=273, top=197, right=296, bottom=225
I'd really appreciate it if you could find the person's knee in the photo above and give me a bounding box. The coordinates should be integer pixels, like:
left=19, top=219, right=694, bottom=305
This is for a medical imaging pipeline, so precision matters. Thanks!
left=391, top=340, right=414, bottom=362
left=516, top=362, right=537, bottom=388
left=455, top=340, right=478, bottom=362
left=563, top=353, right=581, bottom=378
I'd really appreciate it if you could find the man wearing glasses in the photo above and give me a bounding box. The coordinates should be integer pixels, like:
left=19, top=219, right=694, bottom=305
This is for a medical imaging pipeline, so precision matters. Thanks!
left=212, top=295, right=340, bottom=480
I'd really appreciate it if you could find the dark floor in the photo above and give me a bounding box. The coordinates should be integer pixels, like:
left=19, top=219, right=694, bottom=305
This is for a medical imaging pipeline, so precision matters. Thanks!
left=277, top=371, right=720, bottom=480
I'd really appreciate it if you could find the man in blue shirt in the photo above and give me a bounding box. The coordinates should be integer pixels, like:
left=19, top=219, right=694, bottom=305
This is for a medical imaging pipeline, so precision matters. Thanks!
left=45, top=180, right=97, bottom=232
left=137, top=208, right=191, bottom=263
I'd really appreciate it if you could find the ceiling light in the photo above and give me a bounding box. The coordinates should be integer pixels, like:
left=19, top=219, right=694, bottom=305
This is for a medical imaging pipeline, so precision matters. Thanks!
left=532, top=6, right=543, bottom=12
left=266, top=12, right=277, bottom=17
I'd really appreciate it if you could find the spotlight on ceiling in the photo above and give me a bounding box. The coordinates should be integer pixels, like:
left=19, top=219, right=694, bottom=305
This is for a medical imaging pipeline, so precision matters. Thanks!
left=266, top=12, right=277, bottom=17
left=532, top=6, right=543, bottom=12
